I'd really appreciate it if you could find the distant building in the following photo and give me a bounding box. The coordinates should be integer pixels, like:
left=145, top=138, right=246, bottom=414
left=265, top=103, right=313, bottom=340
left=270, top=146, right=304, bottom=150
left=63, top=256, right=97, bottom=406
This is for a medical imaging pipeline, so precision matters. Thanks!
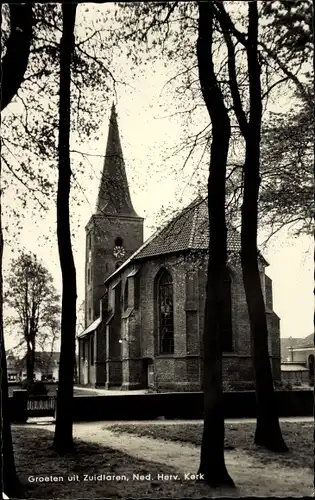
left=281, top=334, right=314, bottom=385
left=77, top=104, right=281, bottom=391
left=280, top=337, right=302, bottom=362
left=7, top=354, right=22, bottom=382
left=7, top=352, right=60, bottom=382
left=288, top=334, right=314, bottom=366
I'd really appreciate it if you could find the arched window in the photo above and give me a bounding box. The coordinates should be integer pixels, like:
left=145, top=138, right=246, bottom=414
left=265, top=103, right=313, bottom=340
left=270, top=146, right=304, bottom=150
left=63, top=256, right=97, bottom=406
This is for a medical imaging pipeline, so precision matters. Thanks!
left=158, top=269, right=174, bottom=354
left=115, top=237, right=123, bottom=247
left=221, top=268, right=233, bottom=352
left=115, top=261, right=123, bottom=270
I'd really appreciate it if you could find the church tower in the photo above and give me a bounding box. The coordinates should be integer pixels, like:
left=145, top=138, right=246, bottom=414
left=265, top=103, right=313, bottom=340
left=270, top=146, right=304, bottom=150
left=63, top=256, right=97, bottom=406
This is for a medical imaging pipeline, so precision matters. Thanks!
left=85, top=104, right=144, bottom=327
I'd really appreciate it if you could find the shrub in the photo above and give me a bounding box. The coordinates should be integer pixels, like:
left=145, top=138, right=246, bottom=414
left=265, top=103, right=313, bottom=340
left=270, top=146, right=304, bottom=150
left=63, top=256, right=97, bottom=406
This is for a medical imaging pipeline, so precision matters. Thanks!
left=293, top=380, right=302, bottom=387
left=223, top=380, right=255, bottom=391
left=21, top=380, right=48, bottom=396
left=274, top=380, right=293, bottom=391
left=222, top=381, right=233, bottom=392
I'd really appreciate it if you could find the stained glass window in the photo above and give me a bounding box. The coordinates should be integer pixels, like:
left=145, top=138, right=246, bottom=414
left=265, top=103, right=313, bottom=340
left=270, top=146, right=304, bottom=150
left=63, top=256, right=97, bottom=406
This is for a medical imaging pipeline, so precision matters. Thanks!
left=158, top=270, right=174, bottom=354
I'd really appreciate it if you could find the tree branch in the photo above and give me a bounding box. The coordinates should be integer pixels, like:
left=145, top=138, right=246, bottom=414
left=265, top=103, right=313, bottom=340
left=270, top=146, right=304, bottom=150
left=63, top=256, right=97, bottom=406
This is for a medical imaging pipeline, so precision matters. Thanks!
left=259, top=39, right=311, bottom=108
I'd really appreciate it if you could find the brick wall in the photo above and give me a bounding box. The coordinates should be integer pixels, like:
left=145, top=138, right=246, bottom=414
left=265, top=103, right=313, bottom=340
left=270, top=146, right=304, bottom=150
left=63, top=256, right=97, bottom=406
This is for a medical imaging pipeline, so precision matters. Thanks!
left=85, top=214, right=143, bottom=328
left=104, top=250, right=281, bottom=392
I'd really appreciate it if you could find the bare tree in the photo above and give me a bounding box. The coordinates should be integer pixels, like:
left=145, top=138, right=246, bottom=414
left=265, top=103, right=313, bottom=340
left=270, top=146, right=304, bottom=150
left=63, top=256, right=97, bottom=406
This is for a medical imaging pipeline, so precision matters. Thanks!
left=0, top=4, right=33, bottom=495
left=5, top=252, right=60, bottom=383
left=240, top=1, right=287, bottom=451
left=214, top=1, right=288, bottom=451
left=53, top=2, right=78, bottom=455
left=197, top=1, right=234, bottom=487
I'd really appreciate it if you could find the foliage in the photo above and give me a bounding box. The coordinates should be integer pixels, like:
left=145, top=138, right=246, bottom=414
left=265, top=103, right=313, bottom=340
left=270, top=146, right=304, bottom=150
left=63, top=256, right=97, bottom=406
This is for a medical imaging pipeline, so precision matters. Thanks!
left=222, top=380, right=256, bottom=391
left=260, top=0, right=313, bottom=68
left=260, top=87, right=313, bottom=236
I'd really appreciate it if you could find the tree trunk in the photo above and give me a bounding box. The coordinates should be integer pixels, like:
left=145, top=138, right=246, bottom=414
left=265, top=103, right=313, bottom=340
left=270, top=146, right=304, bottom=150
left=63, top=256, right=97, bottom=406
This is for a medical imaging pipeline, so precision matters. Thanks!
left=53, top=3, right=78, bottom=454
left=1, top=4, right=33, bottom=111
left=241, top=1, right=287, bottom=452
left=0, top=7, right=32, bottom=492
left=0, top=162, right=23, bottom=497
left=26, top=341, right=32, bottom=382
left=26, top=338, right=35, bottom=382
left=74, top=349, right=78, bottom=384
left=197, top=1, right=234, bottom=487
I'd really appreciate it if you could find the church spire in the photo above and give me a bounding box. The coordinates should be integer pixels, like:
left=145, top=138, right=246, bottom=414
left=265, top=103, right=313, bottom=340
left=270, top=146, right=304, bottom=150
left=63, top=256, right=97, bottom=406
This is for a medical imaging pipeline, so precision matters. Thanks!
left=96, top=103, right=138, bottom=217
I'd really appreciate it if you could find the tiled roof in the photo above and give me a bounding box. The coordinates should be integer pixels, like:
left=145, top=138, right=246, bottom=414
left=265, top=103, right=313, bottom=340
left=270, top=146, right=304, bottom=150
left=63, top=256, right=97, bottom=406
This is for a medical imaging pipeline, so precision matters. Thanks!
left=293, top=333, right=314, bottom=349
left=105, top=196, right=267, bottom=284
left=135, top=197, right=241, bottom=259
left=78, top=317, right=102, bottom=338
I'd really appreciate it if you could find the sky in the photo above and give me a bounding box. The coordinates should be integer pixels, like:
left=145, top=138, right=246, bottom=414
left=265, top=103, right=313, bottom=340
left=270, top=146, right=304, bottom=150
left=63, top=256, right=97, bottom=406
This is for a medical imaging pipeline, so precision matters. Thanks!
left=2, top=3, right=313, bottom=351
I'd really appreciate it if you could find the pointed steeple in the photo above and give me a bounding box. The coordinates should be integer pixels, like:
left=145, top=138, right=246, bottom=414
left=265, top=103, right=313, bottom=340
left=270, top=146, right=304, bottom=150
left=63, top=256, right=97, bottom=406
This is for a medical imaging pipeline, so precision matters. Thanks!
left=96, top=103, right=138, bottom=217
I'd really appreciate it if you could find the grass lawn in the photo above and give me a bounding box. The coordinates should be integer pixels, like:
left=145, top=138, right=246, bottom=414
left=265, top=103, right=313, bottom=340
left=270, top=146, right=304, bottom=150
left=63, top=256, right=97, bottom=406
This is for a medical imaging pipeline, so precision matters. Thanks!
left=107, top=421, right=313, bottom=471
left=11, top=426, right=225, bottom=499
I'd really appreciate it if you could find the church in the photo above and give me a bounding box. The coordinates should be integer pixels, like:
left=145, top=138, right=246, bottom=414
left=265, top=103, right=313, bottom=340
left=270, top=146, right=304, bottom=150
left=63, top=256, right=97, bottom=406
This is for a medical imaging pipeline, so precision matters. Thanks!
left=77, top=104, right=281, bottom=391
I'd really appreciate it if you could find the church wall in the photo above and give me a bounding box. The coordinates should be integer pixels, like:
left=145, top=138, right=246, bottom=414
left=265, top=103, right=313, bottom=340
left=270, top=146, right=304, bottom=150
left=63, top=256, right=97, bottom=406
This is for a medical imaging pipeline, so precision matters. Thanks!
left=105, top=265, right=143, bottom=389
left=104, top=252, right=281, bottom=391
left=95, top=324, right=106, bottom=386
left=222, top=355, right=254, bottom=384
left=138, top=254, right=202, bottom=391
left=197, top=257, right=252, bottom=356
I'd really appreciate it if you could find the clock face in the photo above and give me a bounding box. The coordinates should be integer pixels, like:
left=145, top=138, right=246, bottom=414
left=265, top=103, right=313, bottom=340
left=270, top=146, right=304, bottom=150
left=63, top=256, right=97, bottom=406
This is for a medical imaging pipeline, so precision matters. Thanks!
left=113, top=246, right=125, bottom=259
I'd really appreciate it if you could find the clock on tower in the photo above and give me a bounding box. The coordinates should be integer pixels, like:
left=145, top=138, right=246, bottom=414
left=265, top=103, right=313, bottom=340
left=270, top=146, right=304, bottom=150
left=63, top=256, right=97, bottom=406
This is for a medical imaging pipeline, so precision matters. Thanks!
left=113, top=245, right=125, bottom=259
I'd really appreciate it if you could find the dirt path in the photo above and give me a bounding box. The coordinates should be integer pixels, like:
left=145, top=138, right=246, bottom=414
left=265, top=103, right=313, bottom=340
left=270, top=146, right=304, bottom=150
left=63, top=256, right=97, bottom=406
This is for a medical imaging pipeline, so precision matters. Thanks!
left=28, top=421, right=313, bottom=497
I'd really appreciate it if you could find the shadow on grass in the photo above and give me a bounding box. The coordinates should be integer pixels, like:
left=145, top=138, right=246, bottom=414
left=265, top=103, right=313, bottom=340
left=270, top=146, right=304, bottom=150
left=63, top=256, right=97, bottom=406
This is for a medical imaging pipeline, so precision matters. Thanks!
left=106, top=421, right=313, bottom=471
left=11, top=425, right=228, bottom=499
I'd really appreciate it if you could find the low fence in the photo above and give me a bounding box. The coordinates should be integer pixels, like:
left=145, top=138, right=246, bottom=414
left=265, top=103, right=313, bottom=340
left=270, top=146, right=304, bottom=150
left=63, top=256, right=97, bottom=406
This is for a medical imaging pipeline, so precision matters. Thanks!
left=9, top=389, right=313, bottom=423
left=27, top=396, right=56, bottom=418
left=70, top=390, right=313, bottom=422
left=9, top=390, right=56, bottom=423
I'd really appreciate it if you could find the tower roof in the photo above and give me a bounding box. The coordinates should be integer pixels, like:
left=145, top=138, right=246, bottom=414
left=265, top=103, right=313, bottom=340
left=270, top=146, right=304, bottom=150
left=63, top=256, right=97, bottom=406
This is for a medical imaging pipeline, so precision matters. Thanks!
left=96, top=103, right=139, bottom=217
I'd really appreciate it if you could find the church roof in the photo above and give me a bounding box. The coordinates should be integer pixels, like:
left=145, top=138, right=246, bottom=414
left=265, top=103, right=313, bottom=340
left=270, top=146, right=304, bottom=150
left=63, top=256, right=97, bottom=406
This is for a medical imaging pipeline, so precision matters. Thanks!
left=105, top=197, right=243, bottom=284
left=78, top=317, right=102, bottom=338
left=96, top=103, right=139, bottom=217
left=135, top=197, right=241, bottom=259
